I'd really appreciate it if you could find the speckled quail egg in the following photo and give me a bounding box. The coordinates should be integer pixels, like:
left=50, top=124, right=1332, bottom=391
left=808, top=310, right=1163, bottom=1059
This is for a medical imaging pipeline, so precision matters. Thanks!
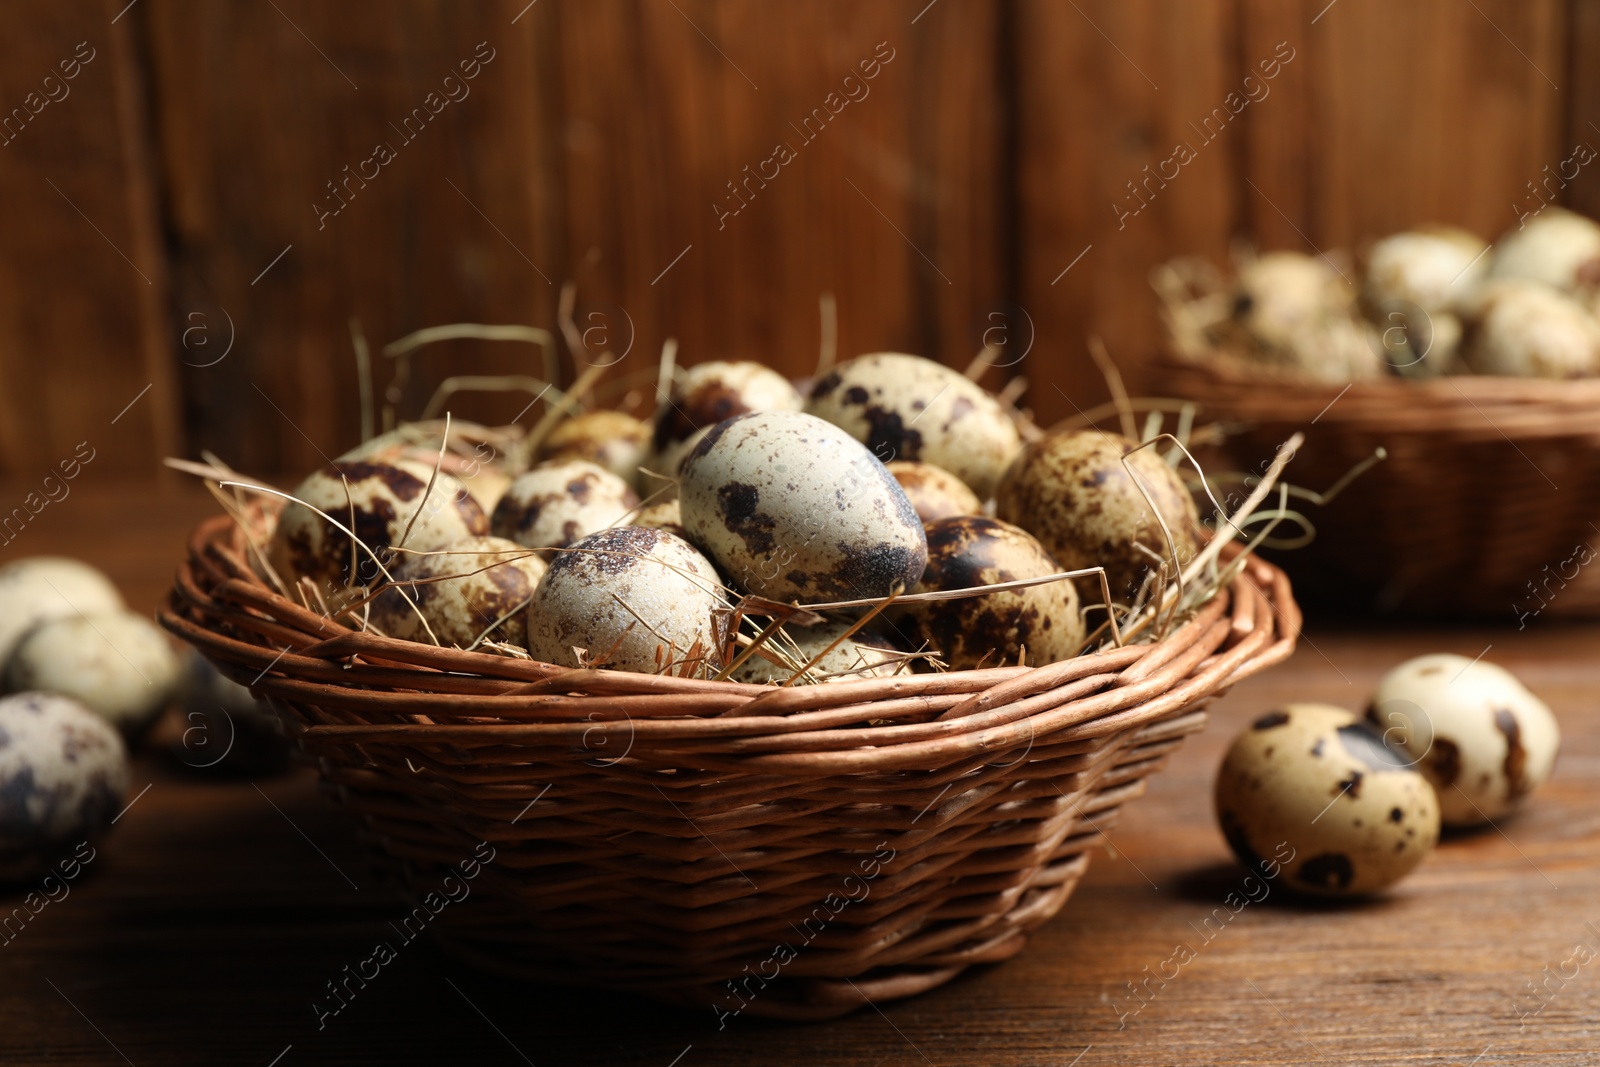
left=1364, top=227, right=1488, bottom=314
left=268, top=460, right=488, bottom=593
left=172, top=651, right=289, bottom=776
left=994, top=430, right=1202, bottom=605
left=1229, top=252, right=1383, bottom=382
left=5, top=611, right=181, bottom=737
left=899, top=517, right=1084, bottom=670
left=642, top=425, right=712, bottom=493
left=0, top=692, right=128, bottom=883
left=525, top=526, right=726, bottom=673
left=339, top=420, right=513, bottom=510
left=491, top=460, right=640, bottom=550
left=731, top=619, right=902, bottom=685
left=369, top=535, right=547, bottom=648
left=805, top=353, right=1022, bottom=498
left=680, top=411, right=927, bottom=603
left=651, top=360, right=803, bottom=466
left=1368, top=653, right=1560, bottom=828
left=631, top=498, right=688, bottom=539
left=1463, top=280, right=1600, bottom=378
left=537, top=410, right=651, bottom=488
left=0, top=557, right=124, bottom=670
left=1215, top=703, right=1440, bottom=897
left=886, top=461, right=982, bottom=523
left=1488, top=207, right=1600, bottom=295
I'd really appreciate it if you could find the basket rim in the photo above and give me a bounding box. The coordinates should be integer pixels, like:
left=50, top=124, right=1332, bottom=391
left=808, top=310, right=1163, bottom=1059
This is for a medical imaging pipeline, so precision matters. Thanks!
left=160, top=513, right=1301, bottom=775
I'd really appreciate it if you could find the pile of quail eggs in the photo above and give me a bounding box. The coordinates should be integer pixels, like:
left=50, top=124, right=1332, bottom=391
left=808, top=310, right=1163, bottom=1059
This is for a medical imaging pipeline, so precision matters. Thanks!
left=1215, top=652, right=1560, bottom=897
left=265, top=352, right=1205, bottom=683
left=1162, top=207, right=1600, bottom=382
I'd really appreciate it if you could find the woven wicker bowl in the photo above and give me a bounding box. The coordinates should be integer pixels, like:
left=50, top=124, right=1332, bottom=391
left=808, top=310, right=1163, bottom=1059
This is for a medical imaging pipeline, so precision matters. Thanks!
left=1156, top=353, right=1600, bottom=618
left=162, top=514, right=1298, bottom=1020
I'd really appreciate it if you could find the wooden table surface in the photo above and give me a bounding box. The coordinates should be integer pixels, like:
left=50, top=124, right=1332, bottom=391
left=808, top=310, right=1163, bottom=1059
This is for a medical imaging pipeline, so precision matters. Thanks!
left=3, top=481, right=1597, bottom=1066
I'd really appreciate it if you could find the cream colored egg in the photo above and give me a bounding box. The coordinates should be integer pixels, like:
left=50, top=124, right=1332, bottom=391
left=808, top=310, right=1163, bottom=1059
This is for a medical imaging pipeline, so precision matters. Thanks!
left=1230, top=252, right=1383, bottom=382
left=1364, top=227, right=1488, bottom=313
left=5, top=611, right=181, bottom=737
left=369, top=535, right=547, bottom=649
left=994, top=429, right=1201, bottom=605
left=339, top=420, right=513, bottom=509
left=732, top=619, right=902, bottom=685
left=525, top=526, right=725, bottom=674
left=1215, top=703, right=1440, bottom=897
left=0, top=692, right=128, bottom=882
left=1488, top=207, right=1600, bottom=294
left=886, top=461, right=982, bottom=523
left=680, top=411, right=928, bottom=603
left=805, top=353, right=1022, bottom=498
left=900, top=516, right=1083, bottom=670
left=491, top=460, right=640, bottom=550
left=0, top=557, right=124, bottom=670
left=1463, top=280, right=1600, bottom=378
left=1368, top=653, right=1560, bottom=827
left=631, top=498, right=687, bottom=539
left=537, top=410, right=651, bottom=487
left=651, top=360, right=803, bottom=462
left=268, top=460, right=488, bottom=593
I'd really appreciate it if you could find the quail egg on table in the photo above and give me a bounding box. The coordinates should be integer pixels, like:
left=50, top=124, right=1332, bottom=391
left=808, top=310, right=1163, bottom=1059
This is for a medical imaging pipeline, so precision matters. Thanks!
left=886, top=461, right=982, bottom=523
left=731, top=619, right=901, bottom=685
left=0, top=557, right=124, bottom=669
left=0, top=692, right=128, bottom=883
left=490, top=460, right=639, bottom=550
left=899, top=516, right=1084, bottom=670
left=679, top=411, right=928, bottom=604
left=537, top=410, right=651, bottom=488
left=525, top=526, right=726, bottom=674
left=804, top=353, right=1022, bottom=498
left=994, top=429, right=1201, bottom=605
left=268, top=460, right=488, bottom=592
left=1215, top=703, right=1441, bottom=897
left=1462, top=280, right=1600, bottom=379
left=368, top=535, right=547, bottom=648
left=649, top=361, right=803, bottom=480
left=1369, top=653, right=1560, bottom=828
left=5, top=610, right=182, bottom=738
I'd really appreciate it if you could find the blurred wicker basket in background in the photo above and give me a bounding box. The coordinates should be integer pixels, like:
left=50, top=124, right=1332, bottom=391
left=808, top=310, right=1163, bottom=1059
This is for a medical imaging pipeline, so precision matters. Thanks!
left=162, top=514, right=1297, bottom=1020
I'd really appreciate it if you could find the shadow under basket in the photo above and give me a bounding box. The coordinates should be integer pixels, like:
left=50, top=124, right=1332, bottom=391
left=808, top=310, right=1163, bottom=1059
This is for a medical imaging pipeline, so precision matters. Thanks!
left=161, top=515, right=1298, bottom=1020
left=1156, top=353, right=1600, bottom=618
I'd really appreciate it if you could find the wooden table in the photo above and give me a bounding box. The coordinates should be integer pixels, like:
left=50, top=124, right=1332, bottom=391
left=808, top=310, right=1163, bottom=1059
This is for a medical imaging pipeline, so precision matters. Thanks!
left=3, top=481, right=1597, bottom=1066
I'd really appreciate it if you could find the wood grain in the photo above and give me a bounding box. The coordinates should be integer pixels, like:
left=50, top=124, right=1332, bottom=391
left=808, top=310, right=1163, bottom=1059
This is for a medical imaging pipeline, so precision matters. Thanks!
left=3, top=480, right=1598, bottom=1065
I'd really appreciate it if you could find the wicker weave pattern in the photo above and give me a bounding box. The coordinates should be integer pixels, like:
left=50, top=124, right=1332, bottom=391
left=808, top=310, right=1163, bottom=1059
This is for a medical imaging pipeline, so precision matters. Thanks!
left=162, top=515, right=1298, bottom=1019
left=1156, top=355, right=1600, bottom=617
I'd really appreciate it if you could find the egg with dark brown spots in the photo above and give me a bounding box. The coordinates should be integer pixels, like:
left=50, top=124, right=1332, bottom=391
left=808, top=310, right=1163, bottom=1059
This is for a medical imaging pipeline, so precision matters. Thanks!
left=680, top=411, right=928, bottom=604
left=898, top=517, right=1083, bottom=670
left=1215, top=703, right=1440, bottom=897
left=805, top=353, right=1021, bottom=498
left=1369, top=653, right=1559, bottom=828
left=994, top=429, right=1201, bottom=605
left=731, top=620, right=902, bottom=685
left=0, top=692, right=128, bottom=883
left=491, top=460, right=639, bottom=551
left=368, top=535, right=547, bottom=649
left=652, top=361, right=803, bottom=462
left=886, top=461, right=982, bottom=523
left=525, top=526, right=725, bottom=674
left=338, top=419, right=515, bottom=510
left=268, top=460, right=488, bottom=594
left=537, top=410, right=651, bottom=488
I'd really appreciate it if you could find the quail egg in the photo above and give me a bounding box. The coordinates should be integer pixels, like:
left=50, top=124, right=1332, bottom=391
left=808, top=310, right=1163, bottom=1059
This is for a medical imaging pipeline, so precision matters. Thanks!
left=652, top=360, right=803, bottom=455
left=1229, top=252, right=1383, bottom=382
left=731, top=619, right=902, bottom=685
left=1462, top=280, right=1600, bottom=378
left=680, top=411, right=927, bottom=603
left=1215, top=703, right=1441, bottom=897
left=0, top=557, right=124, bottom=670
left=369, top=535, right=547, bottom=648
left=537, top=410, right=651, bottom=488
left=490, top=460, right=640, bottom=550
left=994, top=429, right=1202, bottom=604
left=1363, top=227, right=1488, bottom=314
left=631, top=498, right=688, bottom=539
left=899, top=517, right=1084, bottom=669
left=0, top=692, right=128, bottom=883
left=805, top=353, right=1022, bottom=498
left=1368, top=653, right=1560, bottom=827
left=1488, top=207, right=1600, bottom=295
left=5, top=611, right=181, bottom=737
left=886, top=461, right=982, bottom=523
left=268, top=460, right=488, bottom=593
left=525, top=526, right=726, bottom=674
left=339, top=420, right=513, bottom=510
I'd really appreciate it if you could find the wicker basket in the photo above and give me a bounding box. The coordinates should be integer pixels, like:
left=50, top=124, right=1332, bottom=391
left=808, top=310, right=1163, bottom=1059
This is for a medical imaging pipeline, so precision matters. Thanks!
left=161, top=514, right=1297, bottom=1020
left=1155, top=353, right=1600, bottom=618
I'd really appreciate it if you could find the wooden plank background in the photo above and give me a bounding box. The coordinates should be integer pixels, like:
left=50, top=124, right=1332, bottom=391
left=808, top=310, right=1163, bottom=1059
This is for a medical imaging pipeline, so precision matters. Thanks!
left=0, top=0, right=1579, bottom=476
